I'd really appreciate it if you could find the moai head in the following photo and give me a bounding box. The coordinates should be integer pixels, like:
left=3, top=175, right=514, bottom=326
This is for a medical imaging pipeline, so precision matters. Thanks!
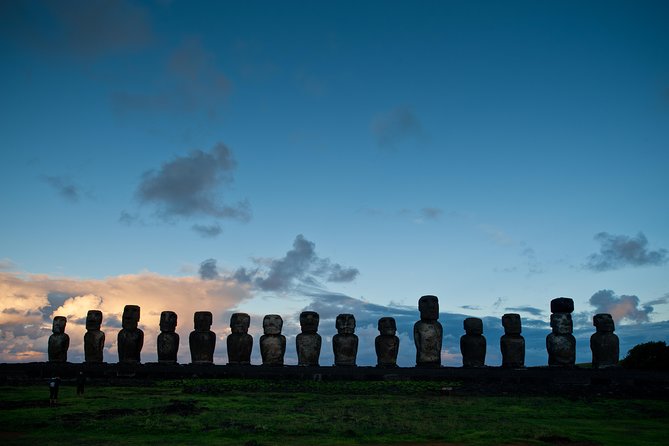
left=122, top=305, right=140, bottom=330
left=230, top=313, right=250, bottom=334
left=418, top=295, right=439, bottom=321
left=263, top=314, right=283, bottom=335
left=502, top=313, right=522, bottom=335
left=550, top=313, right=573, bottom=335
left=336, top=314, right=356, bottom=334
left=85, top=310, right=102, bottom=330
left=52, top=316, right=67, bottom=334
left=593, top=313, right=615, bottom=333
left=464, top=317, right=483, bottom=335
left=299, top=311, right=319, bottom=334
left=160, top=311, right=177, bottom=332
left=194, top=311, right=213, bottom=331
left=378, top=317, right=397, bottom=336
left=550, top=297, right=574, bottom=314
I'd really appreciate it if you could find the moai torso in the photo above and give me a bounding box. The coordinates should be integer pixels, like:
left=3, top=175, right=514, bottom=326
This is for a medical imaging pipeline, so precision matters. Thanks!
left=189, top=311, right=216, bottom=364
left=118, top=305, right=144, bottom=363
left=500, top=313, right=525, bottom=368
left=414, top=295, right=443, bottom=367
left=84, top=310, right=105, bottom=363
left=296, top=311, right=321, bottom=366
left=375, top=317, right=399, bottom=368
left=333, top=314, right=358, bottom=366
left=546, top=302, right=575, bottom=367
left=157, top=311, right=179, bottom=364
left=460, top=317, right=486, bottom=367
left=260, top=314, right=286, bottom=366
left=590, top=313, right=619, bottom=368
left=227, top=313, right=253, bottom=365
left=48, top=316, right=70, bottom=362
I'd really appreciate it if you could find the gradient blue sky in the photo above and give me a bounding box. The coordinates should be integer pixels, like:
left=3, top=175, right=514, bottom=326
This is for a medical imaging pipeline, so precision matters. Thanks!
left=1, top=0, right=668, bottom=365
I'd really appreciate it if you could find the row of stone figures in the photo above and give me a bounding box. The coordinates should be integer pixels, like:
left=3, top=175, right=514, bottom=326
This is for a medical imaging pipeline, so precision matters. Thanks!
left=47, top=296, right=620, bottom=368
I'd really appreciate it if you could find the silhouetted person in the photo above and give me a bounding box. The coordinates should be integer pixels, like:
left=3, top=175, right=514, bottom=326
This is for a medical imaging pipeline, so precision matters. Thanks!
left=76, top=371, right=86, bottom=396
left=48, top=376, right=61, bottom=406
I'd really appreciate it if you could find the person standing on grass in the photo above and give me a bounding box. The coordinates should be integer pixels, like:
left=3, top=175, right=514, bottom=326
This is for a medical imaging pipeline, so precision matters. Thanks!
left=76, top=371, right=86, bottom=396
left=49, top=376, right=61, bottom=406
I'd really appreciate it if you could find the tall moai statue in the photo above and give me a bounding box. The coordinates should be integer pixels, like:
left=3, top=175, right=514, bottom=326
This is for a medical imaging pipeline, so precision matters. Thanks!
left=189, top=311, right=216, bottom=364
left=296, top=311, right=321, bottom=366
left=48, top=316, right=70, bottom=362
left=414, top=295, right=443, bottom=367
left=260, top=314, right=286, bottom=366
left=500, top=313, right=525, bottom=368
left=375, top=317, right=399, bottom=368
left=157, top=311, right=179, bottom=364
left=227, top=313, right=253, bottom=365
left=460, top=317, right=486, bottom=367
left=117, top=304, right=144, bottom=363
left=333, top=313, right=358, bottom=366
left=546, top=297, right=576, bottom=367
left=590, top=313, right=619, bottom=368
left=84, top=310, right=105, bottom=363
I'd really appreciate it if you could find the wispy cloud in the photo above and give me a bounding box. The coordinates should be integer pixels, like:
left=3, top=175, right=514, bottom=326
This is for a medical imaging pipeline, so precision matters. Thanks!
left=585, top=232, right=668, bottom=271
left=42, top=175, right=81, bottom=202
left=505, top=306, right=544, bottom=317
left=192, top=223, right=223, bottom=238
left=0, top=258, right=17, bottom=270
left=371, top=106, right=425, bottom=149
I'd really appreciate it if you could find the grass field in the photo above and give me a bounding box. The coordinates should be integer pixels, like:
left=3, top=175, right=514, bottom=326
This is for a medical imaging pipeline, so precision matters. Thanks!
left=1, top=379, right=667, bottom=445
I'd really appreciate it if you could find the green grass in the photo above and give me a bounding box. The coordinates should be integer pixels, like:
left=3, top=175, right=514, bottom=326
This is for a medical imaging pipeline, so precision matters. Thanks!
left=1, top=379, right=667, bottom=445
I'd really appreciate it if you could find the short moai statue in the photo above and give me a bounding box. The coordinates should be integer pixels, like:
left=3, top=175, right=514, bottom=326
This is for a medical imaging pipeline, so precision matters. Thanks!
left=227, top=313, right=253, bottom=365
left=460, top=317, right=486, bottom=367
left=157, top=311, right=179, bottom=364
left=260, top=314, right=286, bottom=366
left=84, top=310, right=105, bottom=363
left=117, top=305, right=144, bottom=363
left=333, top=313, right=358, bottom=366
left=296, top=311, right=321, bottom=366
left=414, top=295, right=443, bottom=367
left=590, top=313, right=619, bottom=368
left=189, top=311, right=216, bottom=364
left=500, top=313, right=525, bottom=368
left=375, top=317, right=400, bottom=368
left=48, top=316, right=70, bottom=362
left=546, top=297, right=576, bottom=367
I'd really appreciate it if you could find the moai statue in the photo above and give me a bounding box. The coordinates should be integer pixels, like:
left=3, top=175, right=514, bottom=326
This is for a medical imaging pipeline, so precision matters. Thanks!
left=84, top=310, right=105, bottom=363
left=296, top=311, right=321, bottom=366
left=375, top=317, right=399, bottom=368
left=117, top=304, right=144, bottom=363
left=590, top=313, right=619, bottom=368
left=157, top=311, right=179, bottom=364
left=48, top=316, right=70, bottom=362
left=460, top=317, right=486, bottom=367
left=260, top=314, right=286, bottom=366
left=333, top=314, right=358, bottom=366
left=414, top=295, right=443, bottom=367
left=500, top=313, right=525, bottom=368
left=227, top=313, right=253, bottom=365
left=189, top=311, right=216, bottom=364
left=546, top=297, right=576, bottom=367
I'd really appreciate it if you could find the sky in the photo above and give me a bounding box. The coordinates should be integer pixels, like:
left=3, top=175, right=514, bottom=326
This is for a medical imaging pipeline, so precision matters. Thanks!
left=1, top=0, right=668, bottom=366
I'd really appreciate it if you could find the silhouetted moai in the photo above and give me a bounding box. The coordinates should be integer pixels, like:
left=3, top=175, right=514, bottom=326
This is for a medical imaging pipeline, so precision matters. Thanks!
left=260, top=314, right=286, bottom=366
left=227, top=313, right=253, bottom=365
left=333, top=314, right=358, bottom=366
left=590, top=313, right=619, bottom=368
left=460, top=317, right=486, bottom=367
left=84, top=310, right=105, bottom=363
left=189, top=311, right=216, bottom=364
left=375, top=317, right=399, bottom=368
left=157, top=311, right=179, bottom=364
left=48, top=316, right=69, bottom=362
left=546, top=297, right=575, bottom=367
left=296, top=311, right=321, bottom=366
left=117, top=305, right=144, bottom=363
left=414, top=295, right=443, bottom=367
left=500, top=313, right=525, bottom=368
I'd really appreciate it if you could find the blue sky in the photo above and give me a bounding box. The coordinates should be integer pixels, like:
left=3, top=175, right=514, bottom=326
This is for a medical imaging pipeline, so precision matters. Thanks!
left=1, top=0, right=668, bottom=365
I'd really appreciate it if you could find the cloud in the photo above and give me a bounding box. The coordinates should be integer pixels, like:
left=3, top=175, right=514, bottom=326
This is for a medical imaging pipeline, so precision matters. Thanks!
left=645, top=294, right=669, bottom=307
left=371, top=106, right=425, bottom=149
left=461, top=305, right=481, bottom=311
left=192, top=223, right=223, bottom=238
left=585, top=232, right=668, bottom=271
left=420, top=207, right=442, bottom=221
left=0, top=258, right=16, bottom=270
left=42, top=175, right=80, bottom=202
left=199, top=259, right=220, bottom=280
left=589, top=289, right=653, bottom=323
left=505, top=306, right=544, bottom=317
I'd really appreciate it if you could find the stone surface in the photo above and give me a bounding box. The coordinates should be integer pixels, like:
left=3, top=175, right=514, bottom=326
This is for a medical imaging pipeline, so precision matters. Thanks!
left=189, top=311, right=216, bottom=364
left=84, top=310, right=105, bottom=363
left=260, top=314, right=286, bottom=366
left=296, top=311, right=321, bottom=366
left=117, top=305, right=144, bottom=363
left=500, top=313, right=525, bottom=368
left=227, top=313, right=253, bottom=365
left=550, top=297, right=574, bottom=314
left=48, top=316, right=69, bottom=362
left=590, top=313, right=619, bottom=368
left=460, top=317, right=486, bottom=367
left=333, top=314, right=358, bottom=366
left=414, top=295, right=443, bottom=367
left=375, top=317, right=399, bottom=368
left=547, top=313, right=575, bottom=367
left=157, top=311, right=179, bottom=364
